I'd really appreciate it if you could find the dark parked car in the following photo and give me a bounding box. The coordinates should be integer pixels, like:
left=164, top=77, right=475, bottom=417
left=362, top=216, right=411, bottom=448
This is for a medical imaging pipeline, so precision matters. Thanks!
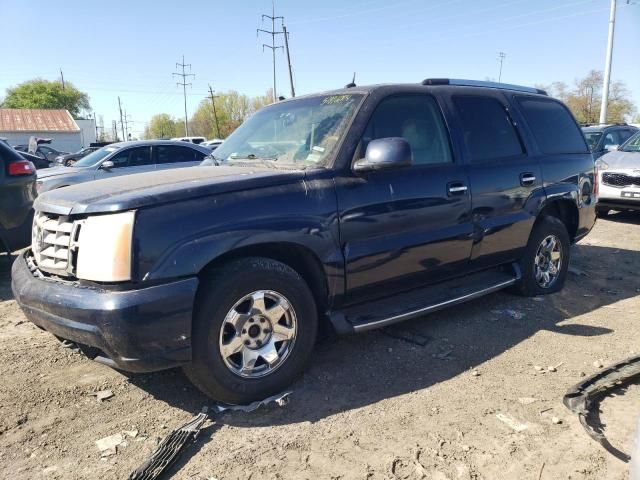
left=15, top=144, right=69, bottom=163
left=12, top=79, right=596, bottom=403
left=0, top=139, right=36, bottom=254
left=52, top=146, right=100, bottom=167
left=582, top=123, right=638, bottom=160
left=36, top=140, right=212, bottom=193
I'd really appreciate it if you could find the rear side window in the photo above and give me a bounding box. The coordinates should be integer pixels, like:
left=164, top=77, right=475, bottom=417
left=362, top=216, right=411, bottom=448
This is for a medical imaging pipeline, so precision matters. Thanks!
left=156, top=145, right=203, bottom=164
left=452, top=95, right=523, bottom=162
left=515, top=96, right=588, bottom=154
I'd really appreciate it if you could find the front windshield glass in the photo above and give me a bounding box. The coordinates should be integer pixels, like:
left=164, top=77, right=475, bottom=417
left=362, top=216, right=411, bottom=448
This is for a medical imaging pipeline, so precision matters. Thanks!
left=212, top=93, right=364, bottom=168
left=620, top=131, right=640, bottom=152
left=72, top=145, right=120, bottom=167
left=583, top=131, right=602, bottom=151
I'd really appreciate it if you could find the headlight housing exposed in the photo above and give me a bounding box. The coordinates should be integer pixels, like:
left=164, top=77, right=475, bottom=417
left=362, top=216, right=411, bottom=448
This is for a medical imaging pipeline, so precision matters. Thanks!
left=595, top=158, right=609, bottom=171
left=76, top=211, right=135, bottom=282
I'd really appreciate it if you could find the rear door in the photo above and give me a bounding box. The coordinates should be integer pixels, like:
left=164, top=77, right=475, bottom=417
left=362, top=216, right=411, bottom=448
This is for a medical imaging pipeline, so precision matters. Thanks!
left=446, top=90, right=544, bottom=268
left=93, top=146, right=154, bottom=180
left=337, top=93, right=473, bottom=303
left=154, top=144, right=207, bottom=171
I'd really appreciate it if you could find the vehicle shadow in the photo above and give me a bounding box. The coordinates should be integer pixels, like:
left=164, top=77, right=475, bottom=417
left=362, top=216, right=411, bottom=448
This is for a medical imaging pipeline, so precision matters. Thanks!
left=601, top=210, right=640, bottom=225
left=123, top=242, right=639, bottom=428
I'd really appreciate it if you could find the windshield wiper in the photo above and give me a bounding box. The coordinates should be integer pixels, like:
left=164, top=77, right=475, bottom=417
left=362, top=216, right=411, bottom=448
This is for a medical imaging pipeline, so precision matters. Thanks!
left=228, top=153, right=278, bottom=168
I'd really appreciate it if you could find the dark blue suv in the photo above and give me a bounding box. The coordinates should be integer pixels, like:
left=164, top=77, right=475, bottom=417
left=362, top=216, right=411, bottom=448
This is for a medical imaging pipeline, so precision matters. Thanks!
left=12, top=79, right=596, bottom=403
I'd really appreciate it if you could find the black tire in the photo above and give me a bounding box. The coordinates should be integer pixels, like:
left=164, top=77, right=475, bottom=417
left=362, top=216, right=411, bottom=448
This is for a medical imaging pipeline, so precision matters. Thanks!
left=514, top=216, right=571, bottom=297
left=184, top=257, right=318, bottom=404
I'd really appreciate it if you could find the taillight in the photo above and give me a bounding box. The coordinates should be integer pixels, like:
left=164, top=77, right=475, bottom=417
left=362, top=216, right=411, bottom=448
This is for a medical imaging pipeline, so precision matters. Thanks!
left=8, top=160, right=35, bottom=176
left=593, top=165, right=599, bottom=199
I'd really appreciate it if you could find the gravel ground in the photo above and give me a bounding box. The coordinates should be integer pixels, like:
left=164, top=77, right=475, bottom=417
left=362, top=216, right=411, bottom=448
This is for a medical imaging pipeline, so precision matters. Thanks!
left=0, top=213, right=639, bottom=480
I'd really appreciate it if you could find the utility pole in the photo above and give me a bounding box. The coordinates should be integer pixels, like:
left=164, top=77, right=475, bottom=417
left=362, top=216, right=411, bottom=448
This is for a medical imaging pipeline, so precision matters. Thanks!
left=112, top=120, right=118, bottom=142
left=60, top=68, right=65, bottom=90
left=282, top=25, right=295, bottom=97
left=258, top=1, right=284, bottom=102
left=599, top=0, right=616, bottom=124
left=173, top=55, right=195, bottom=136
left=208, top=85, right=221, bottom=138
left=123, top=111, right=134, bottom=141
left=498, top=52, right=506, bottom=83
left=118, top=97, right=125, bottom=142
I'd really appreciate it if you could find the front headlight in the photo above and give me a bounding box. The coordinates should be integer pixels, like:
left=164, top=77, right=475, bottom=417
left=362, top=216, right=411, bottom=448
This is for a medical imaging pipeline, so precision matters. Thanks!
left=76, top=211, right=135, bottom=282
left=595, top=158, right=609, bottom=170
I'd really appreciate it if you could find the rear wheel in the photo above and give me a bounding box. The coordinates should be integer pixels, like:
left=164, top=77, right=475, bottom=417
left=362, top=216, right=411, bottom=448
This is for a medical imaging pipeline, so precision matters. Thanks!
left=514, top=216, right=570, bottom=296
left=184, top=257, right=318, bottom=404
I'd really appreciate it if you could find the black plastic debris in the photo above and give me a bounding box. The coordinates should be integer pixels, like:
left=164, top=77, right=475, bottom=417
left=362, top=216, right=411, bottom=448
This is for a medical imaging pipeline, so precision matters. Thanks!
left=128, top=409, right=208, bottom=480
left=563, top=354, right=640, bottom=463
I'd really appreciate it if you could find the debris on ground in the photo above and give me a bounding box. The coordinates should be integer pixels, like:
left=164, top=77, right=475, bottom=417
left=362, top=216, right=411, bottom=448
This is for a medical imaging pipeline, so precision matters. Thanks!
left=491, top=309, right=525, bottom=320
left=95, top=433, right=125, bottom=457
left=214, top=390, right=292, bottom=414
left=534, top=365, right=544, bottom=372
left=563, top=354, right=640, bottom=463
left=593, top=360, right=604, bottom=368
left=91, top=390, right=114, bottom=402
left=548, top=362, right=563, bottom=373
left=568, top=266, right=588, bottom=277
left=518, top=397, right=537, bottom=405
left=470, top=370, right=480, bottom=377
left=551, top=417, right=562, bottom=425
left=380, top=326, right=431, bottom=346
left=495, top=413, right=529, bottom=432
left=128, top=409, right=208, bottom=480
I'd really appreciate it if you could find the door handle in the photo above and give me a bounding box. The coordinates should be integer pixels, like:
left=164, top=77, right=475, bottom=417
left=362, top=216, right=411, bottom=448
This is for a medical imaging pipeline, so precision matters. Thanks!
left=520, top=173, right=536, bottom=186
left=447, top=182, right=468, bottom=196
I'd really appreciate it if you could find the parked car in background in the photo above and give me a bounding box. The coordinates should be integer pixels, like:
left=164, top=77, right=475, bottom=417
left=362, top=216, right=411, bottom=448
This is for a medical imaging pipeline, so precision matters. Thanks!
left=52, top=146, right=100, bottom=167
left=0, top=139, right=36, bottom=254
left=12, top=79, right=597, bottom=403
left=36, top=140, right=212, bottom=193
left=15, top=144, right=70, bottom=163
left=201, top=139, right=224, bottom=150
left=596, top=130, right=640, bottom=216
left=171, top=136, right=206, bottom=144
left=582, top=123, right=638, bottom=160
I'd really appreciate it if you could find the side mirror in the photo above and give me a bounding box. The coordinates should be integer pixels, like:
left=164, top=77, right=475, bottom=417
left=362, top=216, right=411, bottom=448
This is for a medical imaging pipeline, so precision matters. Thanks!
left=353, top=137, right=412, bottom=173
left=100, top=160, right=115, bottom=170
left=605, top=144, right=618, bottom=152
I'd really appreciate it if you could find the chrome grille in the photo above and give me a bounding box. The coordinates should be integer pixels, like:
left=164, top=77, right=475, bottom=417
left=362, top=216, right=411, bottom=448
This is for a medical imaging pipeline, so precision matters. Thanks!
left=32, top=211, right=79, bottom=276
left=602, top=172, right=640, bottom=188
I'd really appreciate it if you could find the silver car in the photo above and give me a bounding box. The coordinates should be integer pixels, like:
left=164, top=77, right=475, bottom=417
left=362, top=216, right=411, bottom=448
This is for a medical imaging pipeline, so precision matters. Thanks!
left=37, top=140, right=212, bottom=193
left=596, top=131, right=640, bottom=216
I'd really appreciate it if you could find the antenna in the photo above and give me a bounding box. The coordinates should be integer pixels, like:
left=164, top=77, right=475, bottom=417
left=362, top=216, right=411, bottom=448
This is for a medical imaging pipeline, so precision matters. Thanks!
left=345, top=72, right=356, bottom=88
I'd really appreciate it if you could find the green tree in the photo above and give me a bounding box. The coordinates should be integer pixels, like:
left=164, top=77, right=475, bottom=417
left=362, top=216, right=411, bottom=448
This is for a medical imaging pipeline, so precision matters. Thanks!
left=143, top=113, right=180, bottom=139
left=2, top=79, right=90, bottom=118
left=540, top=70, right=636, bottom=124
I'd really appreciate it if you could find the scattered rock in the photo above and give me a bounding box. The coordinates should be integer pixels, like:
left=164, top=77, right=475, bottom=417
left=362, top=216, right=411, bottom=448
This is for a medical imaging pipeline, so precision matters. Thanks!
left=496, top=413, right=529, bottom=432
left=534, top=365, right=544, bottom=372
left=547, top=366, right=556, bottom=372
left=551, top=417, right=562, bottom=425
left=593, top=360, right=603, bottom=368
left=95, top=433, right=124, bottom=457
left=491, top=309, right=525, bottom=320
left=123, top=430, right=138, bottom=438
left=461, top=444, right=470, bottom=452
left=518, top=397, right=537, bottom=405
left=471, top=370, right=480, bottom=377
left=92, top=390, right=114, bottom=402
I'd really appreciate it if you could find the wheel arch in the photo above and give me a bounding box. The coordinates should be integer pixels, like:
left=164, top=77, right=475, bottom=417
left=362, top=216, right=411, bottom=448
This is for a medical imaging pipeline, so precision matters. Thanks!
left=537, top=198, right=579, bottom=242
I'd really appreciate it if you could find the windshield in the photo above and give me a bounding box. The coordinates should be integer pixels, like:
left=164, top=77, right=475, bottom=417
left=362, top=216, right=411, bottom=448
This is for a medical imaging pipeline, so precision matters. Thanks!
left=211, top=93, right=364, bottom=168
left=72, top=145, right=120, bottom=167
left=582, top=131, right=602, bottom=151
left=620, top=131, right=640, bottom=152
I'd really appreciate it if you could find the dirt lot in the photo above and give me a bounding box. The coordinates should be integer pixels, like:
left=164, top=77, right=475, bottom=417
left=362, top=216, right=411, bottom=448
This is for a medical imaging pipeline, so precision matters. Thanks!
left=1, top=213, right=639, bottom=480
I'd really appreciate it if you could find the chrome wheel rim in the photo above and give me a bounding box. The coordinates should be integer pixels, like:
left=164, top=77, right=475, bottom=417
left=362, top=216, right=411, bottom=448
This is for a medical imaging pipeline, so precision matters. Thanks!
left=534, top=234, right=562, bottom=288
left=218, top=290, right=297, bottom=378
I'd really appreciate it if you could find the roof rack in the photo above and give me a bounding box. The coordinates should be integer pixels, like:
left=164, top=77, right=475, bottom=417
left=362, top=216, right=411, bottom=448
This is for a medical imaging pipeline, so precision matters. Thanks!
left=421, top=78, right=547, bottom=96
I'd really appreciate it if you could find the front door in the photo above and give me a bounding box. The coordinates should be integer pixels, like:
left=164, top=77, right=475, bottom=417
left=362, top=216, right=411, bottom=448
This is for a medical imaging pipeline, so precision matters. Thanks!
left=336, top=93, right=473, bottom=304
left=94, top=146, right=155, bottom=180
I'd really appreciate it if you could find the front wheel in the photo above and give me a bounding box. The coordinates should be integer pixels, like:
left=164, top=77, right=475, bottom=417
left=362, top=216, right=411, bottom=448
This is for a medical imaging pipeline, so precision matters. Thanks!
left=514, top=216, right=570, bottom=297
left=184, top=257, right=318, bottom=404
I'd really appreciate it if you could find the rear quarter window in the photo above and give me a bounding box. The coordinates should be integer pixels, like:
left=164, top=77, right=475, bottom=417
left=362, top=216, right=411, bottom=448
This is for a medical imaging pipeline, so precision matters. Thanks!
left=515, top=96, right=588, bottom=154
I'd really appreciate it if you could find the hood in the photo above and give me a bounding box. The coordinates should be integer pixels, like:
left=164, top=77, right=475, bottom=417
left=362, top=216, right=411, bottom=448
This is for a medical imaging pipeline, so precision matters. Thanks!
left=35, top=165, right=305, bottom=215
left=601, top=150, right=640, bottom=170
left=37, top=165, right=88, bottom=179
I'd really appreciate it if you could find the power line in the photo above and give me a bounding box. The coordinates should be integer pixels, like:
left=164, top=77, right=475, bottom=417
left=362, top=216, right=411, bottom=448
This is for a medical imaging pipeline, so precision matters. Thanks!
left=118, top=96, right=125, bottom=142
left=258, top=0, right=284, bottom=102
left=173, top=55, right=195, bottom=136
left=282, top=24, right=295, bottom=97
left=208, top=85, right=221, bottom=139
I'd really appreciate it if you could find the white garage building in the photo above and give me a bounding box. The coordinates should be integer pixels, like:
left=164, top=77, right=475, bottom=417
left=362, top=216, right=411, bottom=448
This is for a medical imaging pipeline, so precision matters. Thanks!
left=0, top=108, right=94, bottom=153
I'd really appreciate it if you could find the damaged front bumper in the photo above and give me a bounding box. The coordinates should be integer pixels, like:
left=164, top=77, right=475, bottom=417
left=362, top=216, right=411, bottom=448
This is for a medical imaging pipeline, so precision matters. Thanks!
left=11, top=252, right=198, bottom=372
left=563, top=355, right=640, bottom=462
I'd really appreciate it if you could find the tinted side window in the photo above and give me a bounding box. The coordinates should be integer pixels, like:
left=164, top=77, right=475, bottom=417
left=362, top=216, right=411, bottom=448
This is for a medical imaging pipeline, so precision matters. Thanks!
left=108, top=147, right=152, bottom=168
left=362, top=95, right=452, bottom=165
left=156, top=145, right=200, bottom=164
left=515, top=96, right=588, bottom=154
left=107, top=150, right=130, bottom=168
left=453, top=95, right=523, bottom=162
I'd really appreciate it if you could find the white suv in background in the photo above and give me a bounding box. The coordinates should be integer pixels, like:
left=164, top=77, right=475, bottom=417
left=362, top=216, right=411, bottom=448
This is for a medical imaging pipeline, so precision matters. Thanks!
left=597, top=131, right=640, bottom=216
left=171, top=136, right=206, bottom=144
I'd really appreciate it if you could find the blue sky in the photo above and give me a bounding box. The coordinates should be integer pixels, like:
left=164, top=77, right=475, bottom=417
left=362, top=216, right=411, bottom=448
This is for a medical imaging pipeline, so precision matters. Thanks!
left=1, top=0, right=638, bottom=137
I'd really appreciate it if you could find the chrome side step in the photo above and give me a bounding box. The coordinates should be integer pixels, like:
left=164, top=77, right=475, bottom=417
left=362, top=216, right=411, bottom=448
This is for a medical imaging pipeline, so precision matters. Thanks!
left=330, top=264, right=521, bottom=334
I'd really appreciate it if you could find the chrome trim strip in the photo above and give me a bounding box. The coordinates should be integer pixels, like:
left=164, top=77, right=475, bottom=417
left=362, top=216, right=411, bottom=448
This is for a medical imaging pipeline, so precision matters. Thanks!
left=352, top=278, right=518, bottom=332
